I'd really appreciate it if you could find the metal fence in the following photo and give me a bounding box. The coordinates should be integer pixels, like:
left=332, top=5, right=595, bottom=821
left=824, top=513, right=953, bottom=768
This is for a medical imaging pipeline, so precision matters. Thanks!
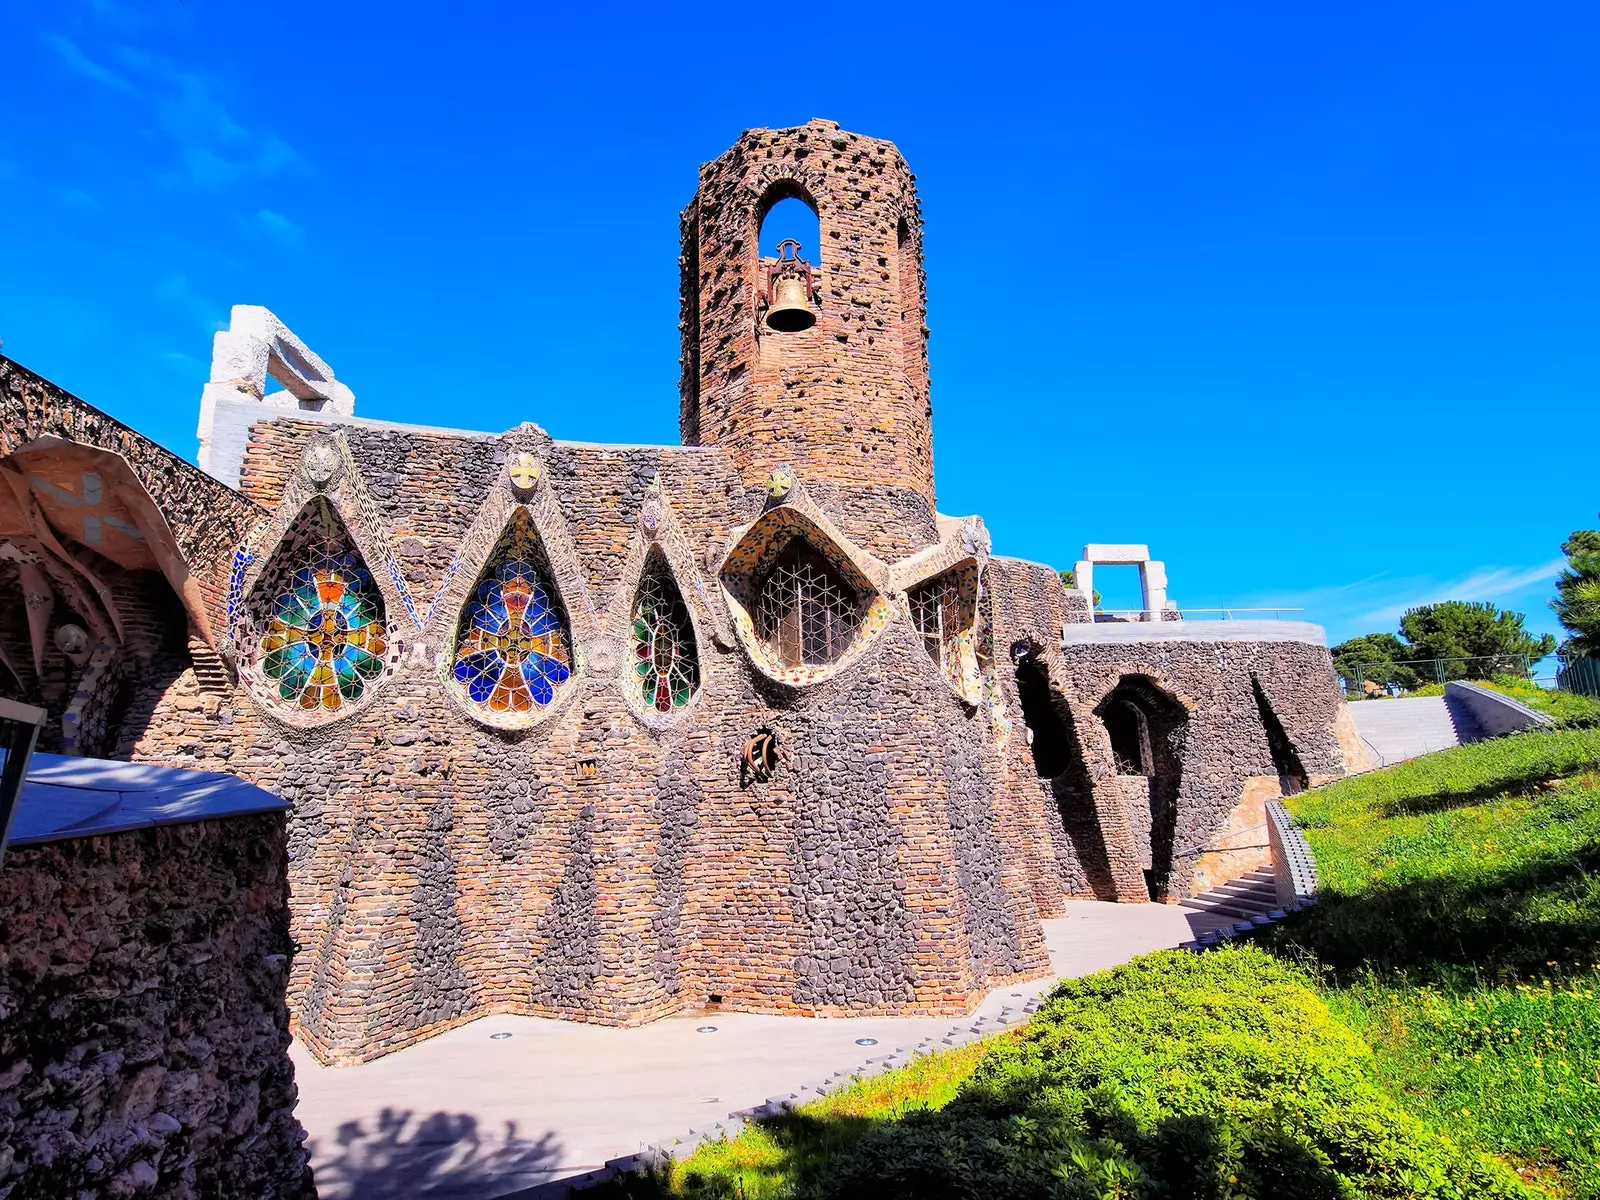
left=1557, top=653, right=1600, bottom=698
left=1337, top=654, right=1545, bottom=699
left=1091, top=607, right=1306, bottom=623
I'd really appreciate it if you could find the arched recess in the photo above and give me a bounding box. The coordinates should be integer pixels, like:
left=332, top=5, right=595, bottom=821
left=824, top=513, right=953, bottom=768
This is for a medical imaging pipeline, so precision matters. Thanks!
left=1095, top=676, right=1190, bottom=901
left=445, top=507, right=574, bottom=725
left=720, top=504, right=890, bottom=688
left=1252, top=673, right=1310, bottom=793
left=236, top=497, right=395, bottom=722
left=1010, top=646, right=1119, bottom=901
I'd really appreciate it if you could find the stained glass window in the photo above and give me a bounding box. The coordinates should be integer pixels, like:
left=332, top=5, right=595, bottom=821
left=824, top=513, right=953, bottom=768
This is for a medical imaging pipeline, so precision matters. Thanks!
left=755, top=542, right=860, bottom=667
left=451, top=511, right=572, bottom=712
left=630, top=560, right=698, bottom=712
left=246, top=500, right=388, bottom=714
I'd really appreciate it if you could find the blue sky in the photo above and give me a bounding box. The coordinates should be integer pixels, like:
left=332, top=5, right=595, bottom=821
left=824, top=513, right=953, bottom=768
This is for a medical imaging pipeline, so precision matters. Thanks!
left=2, top=1, right=1595, bottom=648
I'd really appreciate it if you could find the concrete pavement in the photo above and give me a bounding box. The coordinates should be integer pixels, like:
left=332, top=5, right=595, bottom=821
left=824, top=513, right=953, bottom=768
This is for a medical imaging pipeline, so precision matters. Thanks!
left=294, top=900, right=1234, bottom=1199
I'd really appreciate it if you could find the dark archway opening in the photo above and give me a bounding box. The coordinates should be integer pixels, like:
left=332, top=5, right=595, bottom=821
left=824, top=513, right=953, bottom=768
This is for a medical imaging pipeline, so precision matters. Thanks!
left=1103, top=700, right=1151, bottom=775
left=1252, top=674, right=1310, bottom=794
left=1011, top=646, right=1119, bottom=900
left=1097, top=676, right=1189, bottom=901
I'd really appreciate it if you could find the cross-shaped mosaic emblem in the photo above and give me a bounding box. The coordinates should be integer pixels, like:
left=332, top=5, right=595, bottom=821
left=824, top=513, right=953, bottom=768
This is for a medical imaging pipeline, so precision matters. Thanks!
left=509, top=452, right=542, bottom=492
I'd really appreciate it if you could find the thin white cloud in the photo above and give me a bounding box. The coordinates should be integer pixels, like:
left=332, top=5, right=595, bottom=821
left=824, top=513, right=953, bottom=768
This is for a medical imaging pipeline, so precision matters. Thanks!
left=256, top=209, right=306, bottom=249
left=1350, top=558, right=1566, bottom=629
left=55, top=38, right=305, bottom=192
left=41, top=32, right=135, bottom=92
left=1225, top=557, right=1566, bottom=644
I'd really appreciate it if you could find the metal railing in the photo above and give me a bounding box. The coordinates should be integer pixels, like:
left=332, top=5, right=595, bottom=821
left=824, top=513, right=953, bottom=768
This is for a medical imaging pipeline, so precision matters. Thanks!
left=1558, top=653, right=1600, bottom=698
left=1091, top=607, right=1305, bottom=623
left=1338, top=653, right=1549, bottom=699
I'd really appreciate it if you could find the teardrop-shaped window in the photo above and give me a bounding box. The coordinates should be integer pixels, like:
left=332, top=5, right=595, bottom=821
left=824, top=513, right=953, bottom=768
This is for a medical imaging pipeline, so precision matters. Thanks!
left=450, top=508, right=572, bottom=714
left=629, top=553, right=699, bottom=713
left=908, top=562, right=982, bottom=703
left=240, top=498, right=390, bottom=717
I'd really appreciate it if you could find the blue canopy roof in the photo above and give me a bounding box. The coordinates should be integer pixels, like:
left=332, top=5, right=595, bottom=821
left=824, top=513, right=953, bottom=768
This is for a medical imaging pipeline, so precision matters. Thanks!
left=3, top=752, right=288, bottom=847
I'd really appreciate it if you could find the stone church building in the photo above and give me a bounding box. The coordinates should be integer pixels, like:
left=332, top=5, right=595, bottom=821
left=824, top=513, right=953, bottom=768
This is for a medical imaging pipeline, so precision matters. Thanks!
left=0, top=120, right=1365, bottom=1065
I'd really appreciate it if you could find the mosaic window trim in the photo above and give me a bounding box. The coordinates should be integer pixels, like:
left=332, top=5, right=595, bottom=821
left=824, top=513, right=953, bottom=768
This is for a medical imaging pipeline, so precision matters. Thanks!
left=719, top=505, right=892, bottom=688
left=445, top=508, right=576, bottom=725
left=907, top=564, right=983, bottom=704
left=627, top=555, right=701, bottom=718
left=236, top=498, right=396, bottom=722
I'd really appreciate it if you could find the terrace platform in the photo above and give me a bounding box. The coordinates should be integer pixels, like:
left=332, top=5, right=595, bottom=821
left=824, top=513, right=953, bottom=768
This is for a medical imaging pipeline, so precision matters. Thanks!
left=293, top=900, right=1236, bottom=1199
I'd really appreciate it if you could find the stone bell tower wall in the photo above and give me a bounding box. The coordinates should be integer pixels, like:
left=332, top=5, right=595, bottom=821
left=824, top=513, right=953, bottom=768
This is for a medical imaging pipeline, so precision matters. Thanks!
left=679, top=119, right=935, bottom=524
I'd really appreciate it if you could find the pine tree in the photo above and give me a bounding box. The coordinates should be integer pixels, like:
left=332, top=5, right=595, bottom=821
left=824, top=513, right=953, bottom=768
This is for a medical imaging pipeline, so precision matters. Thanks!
left=1552, top=525, right=1600, bottom=657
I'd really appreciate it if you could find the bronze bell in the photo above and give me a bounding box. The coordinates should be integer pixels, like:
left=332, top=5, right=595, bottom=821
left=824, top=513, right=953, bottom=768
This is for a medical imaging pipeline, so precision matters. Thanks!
left=765, top=238, right=817, bottom=332
left=766, top=275, right=816, bottom=332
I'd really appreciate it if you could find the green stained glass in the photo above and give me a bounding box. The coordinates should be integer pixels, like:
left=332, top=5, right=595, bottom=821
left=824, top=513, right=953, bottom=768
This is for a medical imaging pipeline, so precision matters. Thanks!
left=629, top=562, right=699, bottom=714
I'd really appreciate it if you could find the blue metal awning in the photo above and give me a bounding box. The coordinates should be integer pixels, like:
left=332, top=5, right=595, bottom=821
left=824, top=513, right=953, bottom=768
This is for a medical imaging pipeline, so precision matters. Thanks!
left=0, top=751, right=288, bottom=847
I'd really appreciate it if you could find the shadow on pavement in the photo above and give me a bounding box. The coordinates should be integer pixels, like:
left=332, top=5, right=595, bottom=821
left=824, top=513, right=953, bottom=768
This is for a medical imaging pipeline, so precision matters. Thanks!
left=308, top=1107, right=565, bottom=1199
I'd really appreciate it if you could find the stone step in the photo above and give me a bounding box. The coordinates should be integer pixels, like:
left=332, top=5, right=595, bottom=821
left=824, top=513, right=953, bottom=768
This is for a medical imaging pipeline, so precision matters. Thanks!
left=1348, top=695, right=1485, bottom=765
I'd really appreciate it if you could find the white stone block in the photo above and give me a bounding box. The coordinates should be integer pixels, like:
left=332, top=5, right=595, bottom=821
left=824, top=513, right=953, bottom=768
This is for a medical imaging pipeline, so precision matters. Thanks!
left=1082, top=543, right=1150, bottom=564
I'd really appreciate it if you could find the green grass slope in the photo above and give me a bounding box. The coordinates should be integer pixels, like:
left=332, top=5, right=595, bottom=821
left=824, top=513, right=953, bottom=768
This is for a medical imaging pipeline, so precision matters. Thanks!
left=1266, top=728, right=1600, bottom=1195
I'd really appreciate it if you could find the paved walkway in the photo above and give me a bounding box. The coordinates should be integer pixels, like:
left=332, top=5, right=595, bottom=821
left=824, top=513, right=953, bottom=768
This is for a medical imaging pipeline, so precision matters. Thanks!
left=294, top=901, right=1234, bottom=1199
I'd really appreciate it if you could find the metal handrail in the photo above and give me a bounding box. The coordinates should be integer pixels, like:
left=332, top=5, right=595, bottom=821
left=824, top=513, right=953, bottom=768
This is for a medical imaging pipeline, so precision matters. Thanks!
left=1092, top=607, right=1306, bottom=621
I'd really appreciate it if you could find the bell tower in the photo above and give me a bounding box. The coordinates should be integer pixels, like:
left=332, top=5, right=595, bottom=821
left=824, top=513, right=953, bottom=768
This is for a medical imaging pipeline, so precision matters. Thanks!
left=679, top=119, right=934, bottom=512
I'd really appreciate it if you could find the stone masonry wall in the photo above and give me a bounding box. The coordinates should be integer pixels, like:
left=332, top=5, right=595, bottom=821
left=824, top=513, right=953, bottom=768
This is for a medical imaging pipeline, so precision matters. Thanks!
left=114, top=415, right=1050, bottom=1064
left=680, top=119, right=935, bottom=511
left=0, top=814, right=313, bottom=1199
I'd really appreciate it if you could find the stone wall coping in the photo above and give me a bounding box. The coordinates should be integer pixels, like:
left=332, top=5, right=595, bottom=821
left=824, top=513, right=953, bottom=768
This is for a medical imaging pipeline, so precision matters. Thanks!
left=5, top=751, right=288, bottom=847
left=1060, top=620, right=1328, bottom=648
left=1445, top=680, right=1556, bottom=735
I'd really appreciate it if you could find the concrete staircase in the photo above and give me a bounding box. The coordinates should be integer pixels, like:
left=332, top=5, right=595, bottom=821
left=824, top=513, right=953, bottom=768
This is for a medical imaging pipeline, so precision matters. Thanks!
left=1180, top=866, right=1281, bottom=920
left=1348, top=695, right=1483, bottom=767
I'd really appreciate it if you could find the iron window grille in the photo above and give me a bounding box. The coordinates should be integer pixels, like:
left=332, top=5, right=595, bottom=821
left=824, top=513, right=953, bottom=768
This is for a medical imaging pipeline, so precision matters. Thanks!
left=755, top=544, right=860, bottom=667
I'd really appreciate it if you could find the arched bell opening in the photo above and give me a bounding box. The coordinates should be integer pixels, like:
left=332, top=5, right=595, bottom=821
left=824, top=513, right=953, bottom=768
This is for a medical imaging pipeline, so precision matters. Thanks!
left=446, top=507, right=574, bottom=726
left=1096, top=676, right=1189, bottom=901
left=627, top=551, right=700, bottom=718
left=756, top=183, right=821, bottom=336
left=237, top=497, right=393, bottom=722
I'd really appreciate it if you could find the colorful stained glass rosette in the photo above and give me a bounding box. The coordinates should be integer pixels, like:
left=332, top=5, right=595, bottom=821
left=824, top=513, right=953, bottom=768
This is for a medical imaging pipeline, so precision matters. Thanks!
left=453, top=558, right=572, bottom=711
left=630, top=570, right=698, bottom=712
left=260, top=559, right=388, bottom=711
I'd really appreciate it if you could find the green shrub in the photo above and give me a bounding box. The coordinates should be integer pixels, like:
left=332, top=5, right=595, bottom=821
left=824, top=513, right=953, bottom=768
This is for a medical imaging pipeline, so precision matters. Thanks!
left=813, top=949, right=1525, bottom=1199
